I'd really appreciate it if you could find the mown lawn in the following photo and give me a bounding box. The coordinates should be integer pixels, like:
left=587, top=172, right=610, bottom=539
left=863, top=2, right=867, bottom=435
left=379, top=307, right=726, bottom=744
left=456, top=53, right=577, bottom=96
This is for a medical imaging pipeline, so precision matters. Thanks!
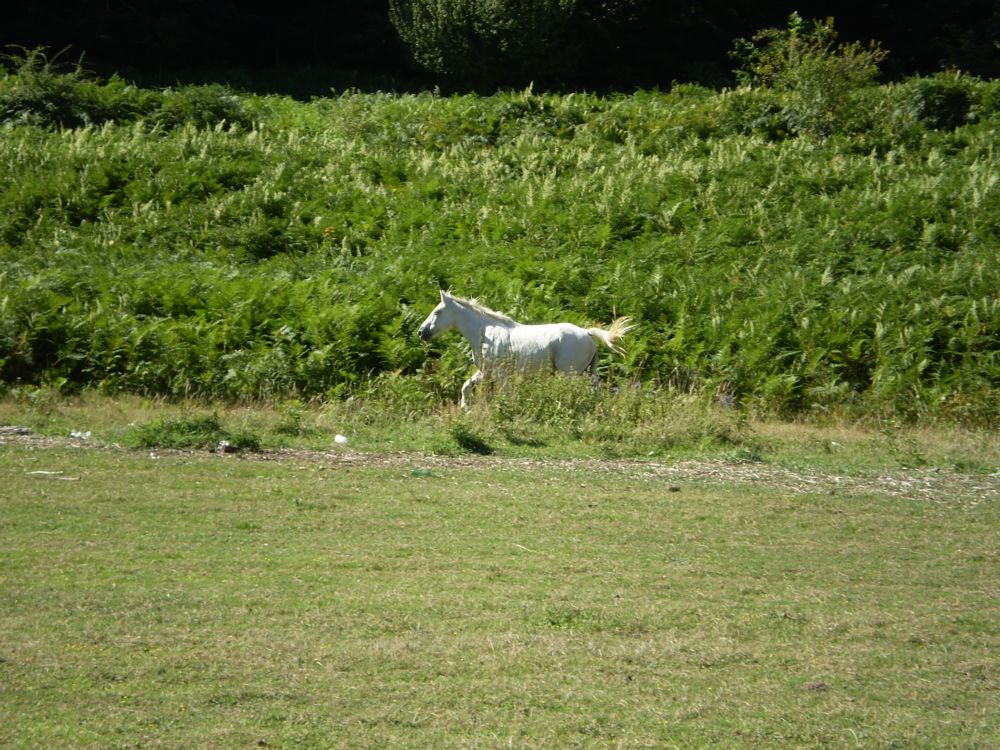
left=1, top=442, right=996, bottom=748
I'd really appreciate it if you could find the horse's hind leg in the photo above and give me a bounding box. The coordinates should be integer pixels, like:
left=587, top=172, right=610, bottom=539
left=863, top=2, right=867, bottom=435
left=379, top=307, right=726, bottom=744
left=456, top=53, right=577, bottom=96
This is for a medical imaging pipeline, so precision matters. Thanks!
left=587, top=353, right=599, bottom=387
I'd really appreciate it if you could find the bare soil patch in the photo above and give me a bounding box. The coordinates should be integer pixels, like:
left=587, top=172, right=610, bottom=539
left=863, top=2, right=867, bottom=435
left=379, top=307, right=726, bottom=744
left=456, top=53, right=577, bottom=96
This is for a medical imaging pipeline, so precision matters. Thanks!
left=4, top=424, right=996, bottom=507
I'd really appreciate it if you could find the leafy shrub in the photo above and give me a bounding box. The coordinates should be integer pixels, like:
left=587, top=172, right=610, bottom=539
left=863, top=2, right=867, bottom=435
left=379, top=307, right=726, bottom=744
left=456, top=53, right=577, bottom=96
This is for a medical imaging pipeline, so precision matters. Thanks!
left=730, top=13, right=888, bottom=137
left=976, top=80, right=1000, bottom=119
left=153, top=84, right=253, bottom=130
left=273, top=399, right=322, bottom=437
left=0, top=46, right=92, bottom=127
left=898, top=71, right=976, bottom=129
left=0, top=47, right=250, bottom=131
left=0, top=47, right=155, bottom=128
left=717, top=87, right=790, bottom=140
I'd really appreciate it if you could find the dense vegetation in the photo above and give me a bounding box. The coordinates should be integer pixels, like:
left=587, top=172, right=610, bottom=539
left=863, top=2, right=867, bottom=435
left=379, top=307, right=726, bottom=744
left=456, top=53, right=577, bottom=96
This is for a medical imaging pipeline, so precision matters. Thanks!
left=1, top=45, right=998, bottom=425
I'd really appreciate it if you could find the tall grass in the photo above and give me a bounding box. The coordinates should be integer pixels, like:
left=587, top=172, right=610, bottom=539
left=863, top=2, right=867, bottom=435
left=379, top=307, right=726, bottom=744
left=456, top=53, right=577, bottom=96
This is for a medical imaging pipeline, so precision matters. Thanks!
left=0, top=52, right=998, bottom=424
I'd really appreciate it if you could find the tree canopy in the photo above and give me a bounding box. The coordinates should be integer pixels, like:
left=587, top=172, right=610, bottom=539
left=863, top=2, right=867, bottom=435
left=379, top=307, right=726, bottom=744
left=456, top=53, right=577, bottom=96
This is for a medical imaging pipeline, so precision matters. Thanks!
left=4, top=1, right=998, bottom=93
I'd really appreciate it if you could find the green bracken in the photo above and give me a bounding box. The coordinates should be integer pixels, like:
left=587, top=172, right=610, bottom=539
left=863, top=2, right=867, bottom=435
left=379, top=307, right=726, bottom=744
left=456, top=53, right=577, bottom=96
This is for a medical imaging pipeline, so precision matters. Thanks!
left=0, top=47, right=998, bottom=424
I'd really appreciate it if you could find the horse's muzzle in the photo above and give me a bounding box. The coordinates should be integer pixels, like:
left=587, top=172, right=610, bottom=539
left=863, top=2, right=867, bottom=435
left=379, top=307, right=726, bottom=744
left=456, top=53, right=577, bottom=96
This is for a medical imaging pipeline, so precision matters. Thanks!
left=418, top=326, right=432, bottom=341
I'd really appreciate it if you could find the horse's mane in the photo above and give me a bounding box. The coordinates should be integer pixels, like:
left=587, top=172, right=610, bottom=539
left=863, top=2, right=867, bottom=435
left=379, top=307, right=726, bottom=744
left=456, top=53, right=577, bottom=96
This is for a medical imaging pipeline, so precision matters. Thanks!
left=448, top=293, right=517, bottom=325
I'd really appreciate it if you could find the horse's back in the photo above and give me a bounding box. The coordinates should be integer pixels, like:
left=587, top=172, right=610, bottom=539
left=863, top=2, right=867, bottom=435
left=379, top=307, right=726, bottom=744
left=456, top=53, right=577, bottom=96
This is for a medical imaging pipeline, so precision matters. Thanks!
left=496, top=322, right=596, bottom=373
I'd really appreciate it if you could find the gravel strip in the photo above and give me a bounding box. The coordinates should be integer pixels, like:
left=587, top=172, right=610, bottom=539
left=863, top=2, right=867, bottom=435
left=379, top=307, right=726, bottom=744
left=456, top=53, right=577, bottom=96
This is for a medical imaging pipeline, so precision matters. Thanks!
left=3, top=425, right=996, bottom=507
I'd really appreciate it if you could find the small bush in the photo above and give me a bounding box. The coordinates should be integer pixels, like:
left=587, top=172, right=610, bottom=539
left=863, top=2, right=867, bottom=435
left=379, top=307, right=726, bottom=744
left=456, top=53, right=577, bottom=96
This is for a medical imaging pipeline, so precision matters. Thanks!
left=273, top=400, right=318, bottom=437
left=0, top=47, right=123, bottom=128
left=730, top=13, right=887, bottom=137
left=899, top=71, right=975, bottom=129
left=0, top=47, right=250, bottom=131
left=153, top=84, right=252, bottom=130
left=124, top=414, right=261, bottom=451
left=975, top=80, right=1000, bottom=119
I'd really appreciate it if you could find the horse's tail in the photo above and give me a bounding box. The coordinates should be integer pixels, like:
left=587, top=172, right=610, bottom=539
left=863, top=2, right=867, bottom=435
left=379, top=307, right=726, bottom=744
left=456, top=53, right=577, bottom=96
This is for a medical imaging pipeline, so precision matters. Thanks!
left=587, top=316, right=635, bottom=355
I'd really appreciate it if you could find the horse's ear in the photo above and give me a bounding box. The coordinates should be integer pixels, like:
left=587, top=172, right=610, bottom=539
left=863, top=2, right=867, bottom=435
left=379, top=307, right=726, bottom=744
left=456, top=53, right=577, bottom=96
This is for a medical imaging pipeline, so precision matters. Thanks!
left=440, top=289, right=447, bottom=301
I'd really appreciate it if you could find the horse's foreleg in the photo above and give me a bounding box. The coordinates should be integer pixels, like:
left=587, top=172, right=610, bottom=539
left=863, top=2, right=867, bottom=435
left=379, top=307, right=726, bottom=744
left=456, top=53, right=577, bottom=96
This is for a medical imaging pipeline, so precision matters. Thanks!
left=460, top=369, right=484, bottom=409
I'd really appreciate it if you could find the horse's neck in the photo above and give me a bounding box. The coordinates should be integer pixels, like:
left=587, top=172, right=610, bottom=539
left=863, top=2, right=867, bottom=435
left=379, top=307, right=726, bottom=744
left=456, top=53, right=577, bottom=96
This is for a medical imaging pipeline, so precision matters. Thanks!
left=453, top=305, right=510, bottom=365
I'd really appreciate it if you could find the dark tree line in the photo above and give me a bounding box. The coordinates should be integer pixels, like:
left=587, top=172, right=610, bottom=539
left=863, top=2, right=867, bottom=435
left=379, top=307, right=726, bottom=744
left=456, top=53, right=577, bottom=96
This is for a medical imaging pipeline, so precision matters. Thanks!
left=5, top=1, right=999, bottom=94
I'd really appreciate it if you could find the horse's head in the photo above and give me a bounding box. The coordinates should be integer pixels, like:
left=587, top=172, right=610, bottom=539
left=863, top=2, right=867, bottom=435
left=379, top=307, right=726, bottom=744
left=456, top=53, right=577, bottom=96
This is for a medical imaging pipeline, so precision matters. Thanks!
left=418, top=290, right=456, bottom=341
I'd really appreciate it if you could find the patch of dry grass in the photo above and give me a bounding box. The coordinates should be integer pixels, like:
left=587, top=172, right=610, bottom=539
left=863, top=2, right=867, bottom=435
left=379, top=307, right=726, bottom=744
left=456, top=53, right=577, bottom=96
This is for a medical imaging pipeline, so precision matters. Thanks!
left=1, top=433, right=997, bottom=748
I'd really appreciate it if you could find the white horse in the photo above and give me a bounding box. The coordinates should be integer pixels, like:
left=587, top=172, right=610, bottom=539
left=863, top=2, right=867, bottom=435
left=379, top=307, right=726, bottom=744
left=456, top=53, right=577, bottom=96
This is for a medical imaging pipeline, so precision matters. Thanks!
left=418, top=290, right=634, bottom=408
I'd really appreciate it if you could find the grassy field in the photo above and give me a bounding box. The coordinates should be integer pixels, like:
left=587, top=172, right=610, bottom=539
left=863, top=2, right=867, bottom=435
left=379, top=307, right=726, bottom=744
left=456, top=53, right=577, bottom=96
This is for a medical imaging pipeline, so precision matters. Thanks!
left=2, top=401, right=998, bottom=748
left=2, top=46, right=999, bottom=748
